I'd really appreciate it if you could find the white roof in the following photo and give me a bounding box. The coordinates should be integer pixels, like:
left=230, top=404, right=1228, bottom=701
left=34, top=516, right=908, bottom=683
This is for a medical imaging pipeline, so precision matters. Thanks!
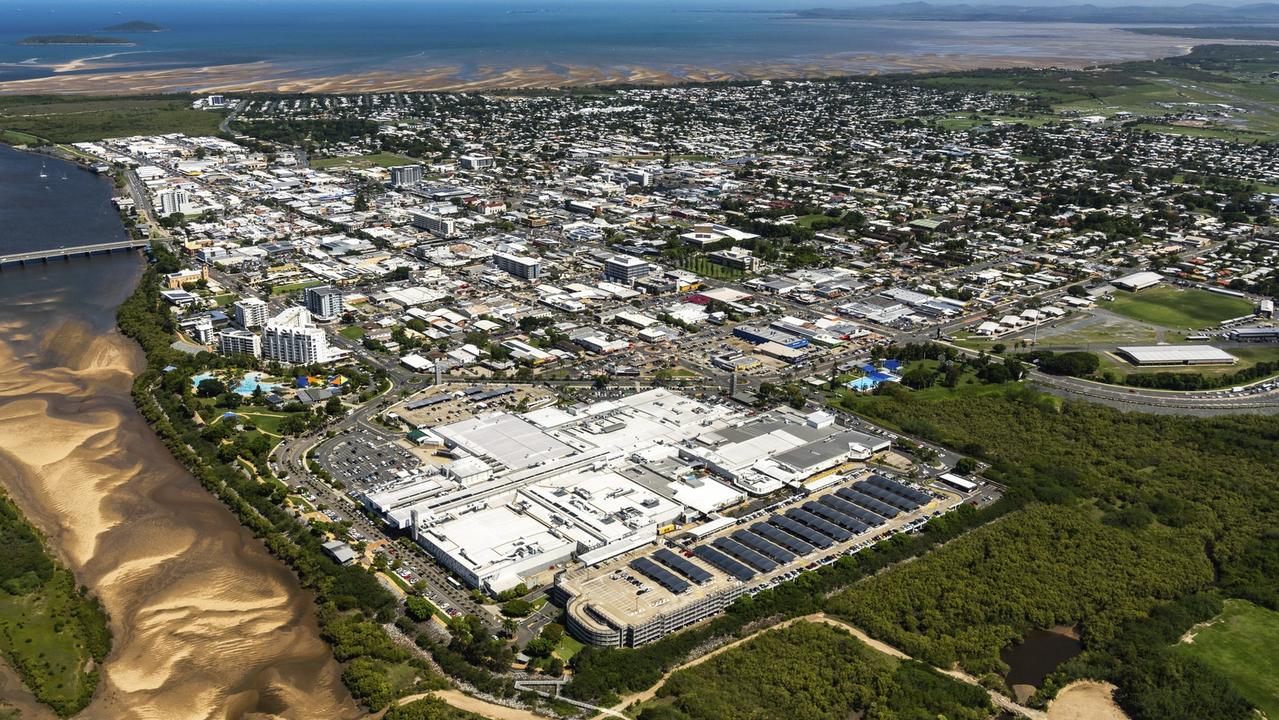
left=1114, top=271, right=1164, bottom=289
left=1118, top=345, right=1236, bottom=364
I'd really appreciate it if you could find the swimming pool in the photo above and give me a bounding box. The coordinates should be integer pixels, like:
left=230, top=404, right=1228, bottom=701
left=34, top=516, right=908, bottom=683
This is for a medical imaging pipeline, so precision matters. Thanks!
left=846, top=372, right=901, bottom=392
left=191, top=371, right=280, bottom=396
left=233, top=372, right=279, bottom=396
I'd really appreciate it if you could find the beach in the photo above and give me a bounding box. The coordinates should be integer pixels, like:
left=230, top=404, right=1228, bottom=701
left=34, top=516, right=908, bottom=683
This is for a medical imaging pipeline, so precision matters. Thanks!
left=0, top=147, right=361, bottom=719
left=0, top=19, right=1209, bottom=95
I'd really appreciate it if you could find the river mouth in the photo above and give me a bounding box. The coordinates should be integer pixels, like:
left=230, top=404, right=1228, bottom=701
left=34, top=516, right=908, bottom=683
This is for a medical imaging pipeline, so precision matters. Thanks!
left=0, top=146, right=360, bottom=719
left=1001, top=626, right=1083, bottom=702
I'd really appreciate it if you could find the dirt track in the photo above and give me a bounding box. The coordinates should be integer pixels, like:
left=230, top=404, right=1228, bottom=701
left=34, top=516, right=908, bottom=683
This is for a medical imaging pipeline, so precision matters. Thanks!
left=1046, top=681, right=1130, bottom=720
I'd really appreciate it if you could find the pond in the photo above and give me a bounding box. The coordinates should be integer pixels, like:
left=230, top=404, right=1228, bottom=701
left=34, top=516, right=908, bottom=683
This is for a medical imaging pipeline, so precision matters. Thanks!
left=1002, top=626, right=1083, bottom=698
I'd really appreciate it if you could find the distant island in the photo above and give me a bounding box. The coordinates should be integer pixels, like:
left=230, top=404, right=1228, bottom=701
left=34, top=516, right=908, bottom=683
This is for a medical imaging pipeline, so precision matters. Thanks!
left=1123, top=26, right=1279, bottom=41
left=792, top=2, right=1279, bottom=24
left=102, top=20, right=167, bottom=33
left=19, top=35, right=135, bottom=46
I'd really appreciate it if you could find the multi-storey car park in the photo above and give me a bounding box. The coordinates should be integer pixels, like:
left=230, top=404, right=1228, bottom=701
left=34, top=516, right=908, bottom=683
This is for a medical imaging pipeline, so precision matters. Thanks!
left=555, top=470, right=975, bottom=647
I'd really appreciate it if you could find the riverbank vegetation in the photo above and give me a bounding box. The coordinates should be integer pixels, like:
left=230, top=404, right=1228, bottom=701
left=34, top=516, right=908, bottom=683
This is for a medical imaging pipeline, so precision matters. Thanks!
left=0, top=492, right=111, bottom=716
left=639, top=622, right=991, bottom=720
left=0, top=96, right=223, bottom=144
left=832, top=383, right=1279, bottom=718
left=116, top=247, right=444, bottom=711
left=827, top=504, right=1213, bottom=673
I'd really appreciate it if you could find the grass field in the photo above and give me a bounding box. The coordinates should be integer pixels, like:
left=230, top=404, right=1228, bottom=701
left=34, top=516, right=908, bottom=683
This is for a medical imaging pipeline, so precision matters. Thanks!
left=914, top=46, right=1279, bottom=141
left=0, top=96, right=224, bottom=143
left=235, top=409, right=289, bottom=436
left=271, top=280, right=325, bottom=295
left=0, top=128, right=45, bottom=145
left=340, top=326, right=366, bottom=340
left=312, top=152, right=418, bottom=170
left=1176, top=600, right=1279, bottom=720
left=1102, top=287, right=1254, bottom=330
left=1034, top=317, right=1166, bottom=347
left=553, top=634, right=585, bottom=661
left=0, top=575, right=99, bottom=715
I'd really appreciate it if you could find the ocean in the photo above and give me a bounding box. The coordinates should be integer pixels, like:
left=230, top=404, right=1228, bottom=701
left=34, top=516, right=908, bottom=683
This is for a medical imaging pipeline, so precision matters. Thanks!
left=0, top=0, right=1191, bottom=90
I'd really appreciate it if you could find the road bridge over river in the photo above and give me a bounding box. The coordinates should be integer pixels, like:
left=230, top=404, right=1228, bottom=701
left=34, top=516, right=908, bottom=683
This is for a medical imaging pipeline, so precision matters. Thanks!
left=0, top=239, right=150, bottom=267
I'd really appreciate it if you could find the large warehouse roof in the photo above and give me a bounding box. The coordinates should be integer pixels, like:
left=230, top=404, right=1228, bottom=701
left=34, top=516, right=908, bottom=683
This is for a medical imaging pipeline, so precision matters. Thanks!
left=1117, top=345, right=1237, bottom=366
left=1112, top=271, right=1164, bottom=291
left=435, top=413, right=575, bottom=470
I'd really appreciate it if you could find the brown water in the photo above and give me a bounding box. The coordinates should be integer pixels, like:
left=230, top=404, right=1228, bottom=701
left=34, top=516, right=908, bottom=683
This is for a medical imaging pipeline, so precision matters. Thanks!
left=1001, top=626, right=1083, bottom=698
left=0, top=253, right=361, bottom=718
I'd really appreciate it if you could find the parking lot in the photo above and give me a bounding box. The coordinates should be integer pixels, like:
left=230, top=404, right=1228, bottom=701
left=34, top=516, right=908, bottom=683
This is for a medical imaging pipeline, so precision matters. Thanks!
left=321, top=426, right=421, bottom=489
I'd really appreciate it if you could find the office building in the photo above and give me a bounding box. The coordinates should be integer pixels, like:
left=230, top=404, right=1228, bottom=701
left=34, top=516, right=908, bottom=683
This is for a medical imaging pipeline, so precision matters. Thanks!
left=494, top=252, right=542, bottom=280
left=604, top=255, right=651, bottom=284
left=156, top=189, right=190, bottom=216
left=389, top=164, right=424, bottom=188
left=217, top=329, right=262, bottom=358
left=263, top=307, right=331, bottom=365
left=459, top=154, right=495, bottom=171
left=708, top=247, right=762, bottom=273
left=233, top=297, right=269, bottom=329
left=304, top=285, right=344, bottom=321
left=410, top=211, right=456, bottom=238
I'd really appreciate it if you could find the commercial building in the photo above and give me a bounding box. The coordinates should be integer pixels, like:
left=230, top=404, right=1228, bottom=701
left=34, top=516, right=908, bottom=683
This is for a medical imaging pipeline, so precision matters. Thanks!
left=604, top=255, right=652, bottom=284
left=263, top=307, right=332, bottom=365
left=708, top=247, right=762, bottom=273
left=1230, top=327, right=1279, bottom=343
left=494, top=252, right=542, bottom=280
left=361, top=389, right=892, bottom=595
left=733, top=325, right=809, bottom=349
left=556, top=471, right=946, bottom=648
left=233, top=297, right=269, bottom=329
left=216, top=328, right=262, bottom=358
left=163, top=266, right=208, bottom=289
left=459, top=154, right=496, bottom=170
left=304, top=285, right=344, bottom=321
left=1112, top=271, right=1164, bottom=292
left=389, top=164, right=424, bottom=187
left=1116, top=345, right=1238, bottom=366
left=410, top=211, right=456, bottom=238
left=156, top=188, right=190, bottom=216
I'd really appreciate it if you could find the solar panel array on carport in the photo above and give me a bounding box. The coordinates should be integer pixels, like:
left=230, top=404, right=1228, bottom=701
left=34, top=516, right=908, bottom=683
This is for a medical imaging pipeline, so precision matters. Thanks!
left=693, top=545, right=756, bottom=582
left=629, top=557, right=689, bottom=594
left=788, top=507, right=853, bottom=542
left=653, top=548, right=713, bottom=584
left=713, top=537, right=777, bottom=572
left=866, top=475, right=932, bottom=505
left=804, top=501, right=870, bottom=534
left=734, top=529, right=797, bottom=564
left=768, top=514, right=834, bottom=549
left=820, top=494, right=885, bottom=527
left=853, top=481, right=918, bottom=511
left=753, top=522, right=816, bottom=556
left=836, top=487, right=901, bottom=518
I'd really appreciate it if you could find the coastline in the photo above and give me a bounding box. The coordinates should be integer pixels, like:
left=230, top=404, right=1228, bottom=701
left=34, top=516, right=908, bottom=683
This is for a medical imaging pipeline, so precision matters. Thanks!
left=0, top=50, right=1195, bottom=95
left=0, top=23, right=1215, bottom=95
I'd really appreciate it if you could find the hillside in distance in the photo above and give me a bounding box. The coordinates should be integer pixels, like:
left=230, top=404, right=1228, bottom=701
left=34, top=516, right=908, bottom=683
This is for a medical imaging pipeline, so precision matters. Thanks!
left=794, top=2, right=1279, bottom=24
left=101, top=20, right=166, bottom=32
